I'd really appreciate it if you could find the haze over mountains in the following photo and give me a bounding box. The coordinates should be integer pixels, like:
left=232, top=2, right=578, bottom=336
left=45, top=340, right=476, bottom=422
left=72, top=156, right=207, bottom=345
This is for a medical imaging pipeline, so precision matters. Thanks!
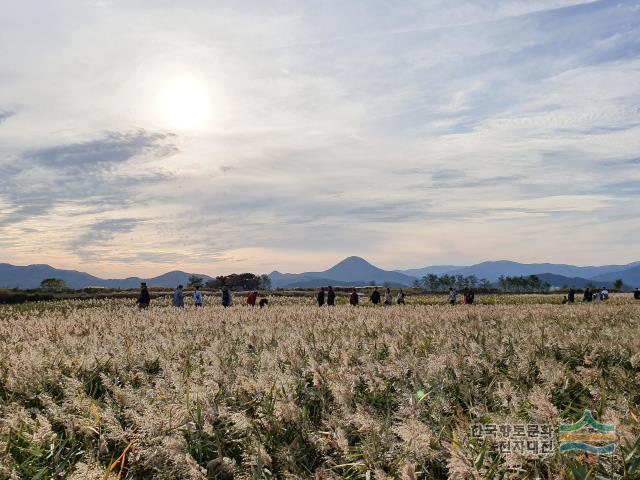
left=1, top=256, right=639, bottom=289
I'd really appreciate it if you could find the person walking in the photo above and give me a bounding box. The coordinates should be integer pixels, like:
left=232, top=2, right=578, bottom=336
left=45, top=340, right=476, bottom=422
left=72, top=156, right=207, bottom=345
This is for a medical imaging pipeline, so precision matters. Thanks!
left=137, top=282, right=150, bottom=309
left=568, top=288, right=575, bottom=304
left=247, top=290, right=258, bottom=307
left=583, top=288, right=592, bottom=302
left=601, top=287, right=609, bottom=301
left=222, top=287, right=231, bottom=308
left=467, top=290, right=475, bottom=305
left=634, top=288, right=640, bottom=300
left=317, top=287, right=325, bottom=307
left=349, top=288, right=359, bottom=306
left=172, top=285, right=185, bottom=308
left=448, top=287, right=457, bottom=306
left=327, top=286, right=336, bottom=306
left=370, top=287, right=381, bottom=305
left=396, top=289, right=406, bottom=305
left=193, top=285, right=203, bottom=307
left=383, top=288, right=393, bottom=306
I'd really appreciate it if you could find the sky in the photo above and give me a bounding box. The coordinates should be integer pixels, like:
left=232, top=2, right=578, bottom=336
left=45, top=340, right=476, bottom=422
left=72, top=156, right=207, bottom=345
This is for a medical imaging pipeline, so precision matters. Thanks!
left=1, top=0, right=639, bottom=277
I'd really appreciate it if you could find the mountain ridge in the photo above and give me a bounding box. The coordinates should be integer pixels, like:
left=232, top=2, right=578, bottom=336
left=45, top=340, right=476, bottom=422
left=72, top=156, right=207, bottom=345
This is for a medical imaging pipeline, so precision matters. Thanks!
left=0, top=263, right=213, bottom=289
left=1, top=257, right=639, bottom=289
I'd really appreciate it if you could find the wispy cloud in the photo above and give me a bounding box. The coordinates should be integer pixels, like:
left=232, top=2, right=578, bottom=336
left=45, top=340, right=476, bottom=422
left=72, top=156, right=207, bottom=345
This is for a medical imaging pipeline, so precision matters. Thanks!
left=0, top=110, right=14, bottom=124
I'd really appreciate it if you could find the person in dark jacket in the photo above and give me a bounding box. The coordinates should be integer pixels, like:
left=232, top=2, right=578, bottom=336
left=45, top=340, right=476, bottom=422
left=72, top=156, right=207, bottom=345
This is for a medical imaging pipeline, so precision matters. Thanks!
left=317, top=287, right=325, bottom=307
left=221, top=287, right=231, bottom=308
left=568, top=288, right=575, bottom=304
left=635, top=288, right=640, bottom=300
left=172, top=285, right=184, bottom=308
left=583, top=288, right=592, bottom=302
left=327, top=286, right=336, bottom=306
left=467, top=290, right=475, bottom=305
left=370, top=287, right=381, bottom=305
left=349, top=288, right=359, bottom=306
left=396, top=289, right=406, bottom=305
left=138, top=282, right=150, bottom=309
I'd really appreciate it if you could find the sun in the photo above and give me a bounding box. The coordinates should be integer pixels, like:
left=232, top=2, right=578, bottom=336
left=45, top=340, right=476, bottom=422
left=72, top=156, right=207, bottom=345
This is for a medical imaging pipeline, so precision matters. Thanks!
left=156, top=74, right=212, bottom=130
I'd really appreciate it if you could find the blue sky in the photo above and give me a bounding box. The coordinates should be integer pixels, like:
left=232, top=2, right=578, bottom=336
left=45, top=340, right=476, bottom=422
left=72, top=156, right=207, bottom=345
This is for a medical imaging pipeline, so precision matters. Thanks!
left=0, top=0, right=639, bottom=276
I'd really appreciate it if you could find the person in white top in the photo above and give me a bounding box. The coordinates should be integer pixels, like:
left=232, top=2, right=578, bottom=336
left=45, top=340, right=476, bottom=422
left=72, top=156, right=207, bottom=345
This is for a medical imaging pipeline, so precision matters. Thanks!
left=448, top=288, right=457, bottom=305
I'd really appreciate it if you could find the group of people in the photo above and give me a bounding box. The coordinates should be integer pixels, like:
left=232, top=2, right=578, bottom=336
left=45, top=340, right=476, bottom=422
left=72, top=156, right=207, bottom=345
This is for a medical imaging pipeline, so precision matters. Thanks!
left=561, top=287, right=610, bottom=304
left=136, top=282, right=268, bottom=309
left=447, top=288, right=475, bottom=305
left=169, top=284, right=204, bottom=308
left=316, top=286, right=407, bottom=307
left=136, top=281, right=640, bottom=310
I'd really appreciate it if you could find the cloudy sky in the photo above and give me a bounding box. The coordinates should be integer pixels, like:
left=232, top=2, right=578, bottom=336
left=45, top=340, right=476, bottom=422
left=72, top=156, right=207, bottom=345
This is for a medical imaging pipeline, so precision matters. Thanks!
left=1, top=0, right=639, bottom=277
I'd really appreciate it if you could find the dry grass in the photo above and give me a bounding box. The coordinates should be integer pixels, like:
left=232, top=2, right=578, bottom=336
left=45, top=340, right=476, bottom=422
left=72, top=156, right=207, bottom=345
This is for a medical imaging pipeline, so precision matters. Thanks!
left=1, top=295, right=640, bottom=479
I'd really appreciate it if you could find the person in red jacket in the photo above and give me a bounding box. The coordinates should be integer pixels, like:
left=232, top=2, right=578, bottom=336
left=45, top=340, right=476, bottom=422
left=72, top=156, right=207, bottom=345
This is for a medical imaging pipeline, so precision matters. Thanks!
left=247, top=291, right=258, bottom=307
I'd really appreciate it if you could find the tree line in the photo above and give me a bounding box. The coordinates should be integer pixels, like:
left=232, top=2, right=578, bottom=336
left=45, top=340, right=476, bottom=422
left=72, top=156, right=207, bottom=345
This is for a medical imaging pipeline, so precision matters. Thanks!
left=36, top=273, right=273, bottom=292
left=413, top=273, right=552, bottom=293
left=188, top=273, right=272, bottom=291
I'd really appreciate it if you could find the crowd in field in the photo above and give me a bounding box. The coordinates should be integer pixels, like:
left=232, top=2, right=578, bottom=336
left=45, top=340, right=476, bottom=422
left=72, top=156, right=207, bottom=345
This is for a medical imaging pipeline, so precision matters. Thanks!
left=135, top=281, right=640, bottom=309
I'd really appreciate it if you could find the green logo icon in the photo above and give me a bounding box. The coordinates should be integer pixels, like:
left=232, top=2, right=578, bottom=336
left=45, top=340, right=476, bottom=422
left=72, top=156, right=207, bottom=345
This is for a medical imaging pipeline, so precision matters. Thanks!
left=559, top=410, right=616, bottom=455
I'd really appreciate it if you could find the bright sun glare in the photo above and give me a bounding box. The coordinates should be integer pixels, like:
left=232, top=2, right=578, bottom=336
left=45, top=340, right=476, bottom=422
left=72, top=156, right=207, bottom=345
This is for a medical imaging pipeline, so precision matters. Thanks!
left=156, top=74, right=212, bottom=130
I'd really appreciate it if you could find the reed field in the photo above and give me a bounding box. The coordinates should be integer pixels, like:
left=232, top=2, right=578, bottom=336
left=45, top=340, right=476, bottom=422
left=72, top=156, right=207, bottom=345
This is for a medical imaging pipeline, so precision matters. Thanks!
left=1, top=294, right=640, bottom=479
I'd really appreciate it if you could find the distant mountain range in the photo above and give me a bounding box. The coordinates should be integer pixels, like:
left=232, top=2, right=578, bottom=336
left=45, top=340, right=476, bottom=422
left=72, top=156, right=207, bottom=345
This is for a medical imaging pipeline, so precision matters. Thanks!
left=270, top=257, right=640, bottom=289
left=0, top=263, right=212, bottom=289
left=1, top=256, right=639, bottom=290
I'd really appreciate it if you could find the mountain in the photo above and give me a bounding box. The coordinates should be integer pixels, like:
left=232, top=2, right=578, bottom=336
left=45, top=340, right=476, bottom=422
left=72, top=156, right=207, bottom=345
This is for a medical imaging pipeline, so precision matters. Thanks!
left=535, top=273, right=616, bottom=289
left=0, top=263, right=104, bottom=289
left=269, top=256, right=416, bottom=288
left=589, top=265, right=640, bottom=286
left=0, top=263, right=212, bottom=289
left=396, top=265, right=461, bottom=278
left=441, top=260, right=640, bottom=282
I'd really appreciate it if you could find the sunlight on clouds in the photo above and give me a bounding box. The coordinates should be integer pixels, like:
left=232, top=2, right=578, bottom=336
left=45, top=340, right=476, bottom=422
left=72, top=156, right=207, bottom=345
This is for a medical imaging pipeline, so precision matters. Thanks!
left=155, top=73, right=213, bottom=131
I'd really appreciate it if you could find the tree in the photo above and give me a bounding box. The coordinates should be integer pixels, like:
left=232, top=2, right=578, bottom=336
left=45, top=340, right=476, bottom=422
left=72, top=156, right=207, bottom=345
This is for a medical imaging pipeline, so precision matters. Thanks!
left=206, top=276, right=226, bottom=289
left=423, top=274, right=440, bottom=292
left=412, top=279, right=422, bottom=289
left=205, top=273, right=264, bottom=290
left=613, top=279, right=624, bottom=291
left=187, top=275, right=203, bottom=288
left=260, top=274, right=272, bottom=291
left=40, top=278, right=66, bottom=290
left=440, top=274, right=455, bottom=291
